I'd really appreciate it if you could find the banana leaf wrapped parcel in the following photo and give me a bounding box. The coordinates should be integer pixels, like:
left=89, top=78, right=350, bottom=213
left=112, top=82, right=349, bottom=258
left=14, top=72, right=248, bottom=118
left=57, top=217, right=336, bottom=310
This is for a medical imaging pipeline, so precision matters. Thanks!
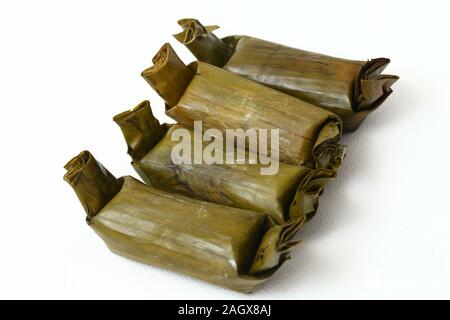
left=114, top=101, right=336, bottom=224
left=141, top=43, right=345, bottom=170
left=64, top=151, right=303, bottom=293
left=174, top=19, right=399, bottom=132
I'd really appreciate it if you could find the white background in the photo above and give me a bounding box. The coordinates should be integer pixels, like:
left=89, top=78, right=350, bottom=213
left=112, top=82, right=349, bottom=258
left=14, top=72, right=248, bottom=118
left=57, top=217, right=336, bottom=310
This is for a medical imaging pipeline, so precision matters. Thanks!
left=1, top=0, right=449, bottom=299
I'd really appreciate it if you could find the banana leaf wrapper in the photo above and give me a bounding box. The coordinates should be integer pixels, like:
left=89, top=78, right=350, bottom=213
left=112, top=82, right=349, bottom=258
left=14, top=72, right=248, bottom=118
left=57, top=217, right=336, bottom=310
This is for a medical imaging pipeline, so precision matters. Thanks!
left=174, top=19, right=399, bottom=132
left=64, top=151, right=303, bottom=293
left=141, top=43, right=345, bottom=170
left=114, top=101, right=336, bottom=224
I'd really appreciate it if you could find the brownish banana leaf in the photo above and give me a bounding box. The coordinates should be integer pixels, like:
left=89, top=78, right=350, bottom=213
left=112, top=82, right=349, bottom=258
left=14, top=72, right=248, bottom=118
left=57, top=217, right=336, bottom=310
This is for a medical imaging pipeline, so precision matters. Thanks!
left=174, top=18, right=399, bottom=132
left=114, top=101, right=336, bottom=224
left=64, top=151, right=303, bottom=293
left=141, top=43, right=345, bottom=170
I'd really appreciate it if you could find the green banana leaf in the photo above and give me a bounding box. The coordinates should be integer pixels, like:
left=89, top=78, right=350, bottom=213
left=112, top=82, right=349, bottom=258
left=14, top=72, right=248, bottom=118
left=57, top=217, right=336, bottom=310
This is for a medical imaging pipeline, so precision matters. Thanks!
left=64, top=151, right=303, bottom=293
left=114, top=101, right=336, bottom=224
left=141, top=43, right=345, bottom=170
left=174, top=18, right=399, bottom=132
